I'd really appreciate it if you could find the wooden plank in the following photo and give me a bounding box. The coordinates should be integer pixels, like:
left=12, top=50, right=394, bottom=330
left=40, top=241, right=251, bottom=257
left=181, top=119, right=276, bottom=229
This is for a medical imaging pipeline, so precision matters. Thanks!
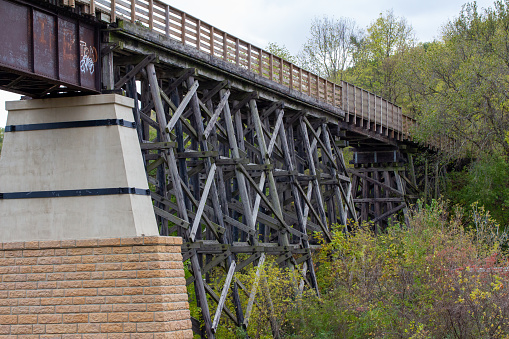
left=153, top=206, right=190, bottom=229
left=203, top=90, right=230, bottom=139
left=212, top=260, right=236, bottom=331
left=166, top=80, right=199, bottom=132
left=243, top=253, right=265, bottom=328
left=203, top=282, right=238, bottom=325
left=140, top=141, right=176, bottom=150
left=146, top=156, right=165, bottom=173
left=189, top=164, right=216, bottom=241
left=299, top=119, right=329, bottom=236
left=267, top=109, right=284, bottom=156
left=348, top=170, right=404, bottom=196
left=223, top=214, right=256, bottom=236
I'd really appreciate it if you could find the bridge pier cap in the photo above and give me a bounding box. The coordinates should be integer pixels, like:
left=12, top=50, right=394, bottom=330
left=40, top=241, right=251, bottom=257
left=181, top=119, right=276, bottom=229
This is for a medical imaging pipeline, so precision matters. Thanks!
left=0, top=94, right=159, bottom=242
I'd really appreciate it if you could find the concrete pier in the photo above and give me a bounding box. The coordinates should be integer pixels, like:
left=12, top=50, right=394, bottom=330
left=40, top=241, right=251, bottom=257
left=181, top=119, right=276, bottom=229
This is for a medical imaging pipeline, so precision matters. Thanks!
left=0, top=94, right=159, bottom=241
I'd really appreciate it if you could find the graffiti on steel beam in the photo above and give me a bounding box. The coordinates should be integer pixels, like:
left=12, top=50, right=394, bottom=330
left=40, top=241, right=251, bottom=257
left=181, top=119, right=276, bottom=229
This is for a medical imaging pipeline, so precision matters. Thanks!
left=80, top=40, right=97, bottom=75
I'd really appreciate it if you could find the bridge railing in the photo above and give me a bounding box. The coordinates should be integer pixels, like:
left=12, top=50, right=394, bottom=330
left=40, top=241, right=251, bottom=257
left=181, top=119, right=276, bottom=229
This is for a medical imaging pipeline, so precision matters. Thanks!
left=75, top=0, right=419, bottom=141
left=341, top=81, right=411, bottom=140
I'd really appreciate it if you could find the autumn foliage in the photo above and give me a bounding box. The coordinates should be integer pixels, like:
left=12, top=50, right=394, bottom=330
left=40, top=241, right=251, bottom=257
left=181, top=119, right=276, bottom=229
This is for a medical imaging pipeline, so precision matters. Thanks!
left=211, top=200, right=509, bottom=338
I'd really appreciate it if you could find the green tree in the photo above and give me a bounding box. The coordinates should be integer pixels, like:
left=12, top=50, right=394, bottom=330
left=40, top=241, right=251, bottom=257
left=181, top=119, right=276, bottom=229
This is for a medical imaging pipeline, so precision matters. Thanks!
left=265, top=42, right=297, bottom=63
left=348, top=10, right=416, bottom=103
left=298, top=16, right=363, bottom=82
left=408, top=1, right=509, bottom=157
left=447, top=154, right=509, bottom=225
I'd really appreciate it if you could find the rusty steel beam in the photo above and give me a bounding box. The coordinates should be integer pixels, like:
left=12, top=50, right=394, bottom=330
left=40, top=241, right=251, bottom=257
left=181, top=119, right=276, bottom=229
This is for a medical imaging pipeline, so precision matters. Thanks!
left=0, top=0, right=101, bottom=97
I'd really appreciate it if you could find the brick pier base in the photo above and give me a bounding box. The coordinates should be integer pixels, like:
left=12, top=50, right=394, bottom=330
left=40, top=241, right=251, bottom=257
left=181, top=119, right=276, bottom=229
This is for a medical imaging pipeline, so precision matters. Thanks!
left=0, top=236, right=193, bottom=338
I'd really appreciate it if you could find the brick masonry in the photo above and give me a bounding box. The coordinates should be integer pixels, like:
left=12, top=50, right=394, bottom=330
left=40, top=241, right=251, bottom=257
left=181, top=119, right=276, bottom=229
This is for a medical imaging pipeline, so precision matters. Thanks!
left=0, top=236, right=193, bottom=338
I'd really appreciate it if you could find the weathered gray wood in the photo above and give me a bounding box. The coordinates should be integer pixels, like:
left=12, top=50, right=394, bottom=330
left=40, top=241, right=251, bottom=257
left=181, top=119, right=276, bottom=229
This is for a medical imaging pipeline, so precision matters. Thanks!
left=304, top=117, right=337, bottom=170
left=373, top=171, right=381, bottom=233
left=203, top=282, right=238, bottom=325
left=267, top=109, right=284, bottom=156
left=212, top=260, right=236, bottom=332
left=153, top=206, right=189, bottom=229
left=188, top=77, right=245, bottom=327
left=294, top=181, right=332, bottom=242
left=190, top=163, right=217, bottom=241
left=394, top=171, right=410, bottom=226
left=203, top=90, right=230, bottom=139
left=349, top=170, right=404, bottom=196
left=166, top=80, right=199, bottom=132
left=221, top=90, right=257, bottom=236
left=372, top=203, right=406, bottom=223
left=299, top=118, right=329, bottom=234
left=408, top=153, right=417, bottom=188
left=140, top=141, right=176, bottom=150
left=279, top=115, right=319, bottom=293
left=250, top=99, right=285, bottom=228
left=322, top=123, right=347, bottom=227
left=243, top=253, right=266, bottom=328
left=114, top=54, right=156, bottom=89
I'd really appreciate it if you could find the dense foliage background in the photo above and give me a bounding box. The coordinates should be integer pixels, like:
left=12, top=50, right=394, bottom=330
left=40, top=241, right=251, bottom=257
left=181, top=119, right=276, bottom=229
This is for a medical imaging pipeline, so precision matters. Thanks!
left=268, top=1, right=509, bottom=227
left=209, top=200, right=509, bottom=338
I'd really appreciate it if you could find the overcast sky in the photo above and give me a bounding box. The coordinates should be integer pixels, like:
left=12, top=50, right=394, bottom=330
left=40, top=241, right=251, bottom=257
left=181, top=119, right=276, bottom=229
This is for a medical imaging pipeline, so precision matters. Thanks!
left=0, top=0, right=497, bottom=127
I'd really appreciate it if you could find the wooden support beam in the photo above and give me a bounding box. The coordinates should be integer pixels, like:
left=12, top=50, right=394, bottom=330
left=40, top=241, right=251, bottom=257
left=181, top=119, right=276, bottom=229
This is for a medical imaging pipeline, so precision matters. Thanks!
left=190, top=163, right=217, bottom=241
left=212, top=260, right=236, bottom=332
left=243, top=253, right=265, bottom=328
left=114, top=54, right=156, bottom=90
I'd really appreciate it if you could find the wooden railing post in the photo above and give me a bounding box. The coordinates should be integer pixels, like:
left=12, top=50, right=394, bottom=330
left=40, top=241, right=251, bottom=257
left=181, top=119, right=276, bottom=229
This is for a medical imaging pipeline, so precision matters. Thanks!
left=196, top=20, right=201, bottom=50
left=110, top=0, right=116, bottom=22
left=269, top=54, right=273, bottom=81
left=289, top=63, right=293, bottom=90
left=148, top=0, right=153, bottom=29
left=235, top=38, right=239, bottom=66
left=247, top=44, right=252, bottom=71
left=181, top=12, right=186, bottom=44
left=332, top=83, right=336, bottom=106
left=223, top=32, right=228, bottom=60
left=130, top=0, right=135, bottom=23
left=165, top=5, right=170, bottom=36
left=209, top=26, right=214, bottom=54
left=307, top=71, right=311, bottom=96
left=279, top=57, right=283, bottom=85
left=299, top=68, right=302, bottom=92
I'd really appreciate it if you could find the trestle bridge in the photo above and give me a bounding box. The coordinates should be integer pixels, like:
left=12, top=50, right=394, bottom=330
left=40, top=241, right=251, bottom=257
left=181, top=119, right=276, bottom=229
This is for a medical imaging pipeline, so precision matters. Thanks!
left=0, top=0, right=448, bottom=337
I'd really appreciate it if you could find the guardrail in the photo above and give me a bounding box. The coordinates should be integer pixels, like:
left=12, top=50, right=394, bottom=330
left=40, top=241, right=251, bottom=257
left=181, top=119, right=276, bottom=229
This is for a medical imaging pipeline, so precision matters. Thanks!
left=72, top=0, right=431, bottom=144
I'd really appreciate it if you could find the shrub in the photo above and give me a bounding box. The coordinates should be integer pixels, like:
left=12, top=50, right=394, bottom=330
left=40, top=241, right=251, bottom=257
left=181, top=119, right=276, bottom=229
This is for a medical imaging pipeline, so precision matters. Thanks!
left=209, top=200, right=509, bottom=338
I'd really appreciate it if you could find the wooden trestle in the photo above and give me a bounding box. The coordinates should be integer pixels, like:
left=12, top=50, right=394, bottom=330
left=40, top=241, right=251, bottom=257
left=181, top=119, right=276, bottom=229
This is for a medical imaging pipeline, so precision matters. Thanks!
left=101, top=21, right=417, bottom=339
left=108, top=57, right=362, bottom=336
